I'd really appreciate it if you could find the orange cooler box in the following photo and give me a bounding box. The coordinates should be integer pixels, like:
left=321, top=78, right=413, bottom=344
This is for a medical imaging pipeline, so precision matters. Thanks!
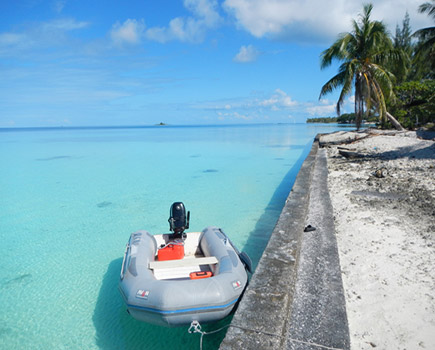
left=158, top=244, right=184, bottom=261
left=190, top=271, right=213, bottom=279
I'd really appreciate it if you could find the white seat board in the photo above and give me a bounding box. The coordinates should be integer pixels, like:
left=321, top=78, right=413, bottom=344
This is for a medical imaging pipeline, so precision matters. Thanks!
left=152, top=265, right=210, bottom=280
left=149, top=256, right=218, bottom=270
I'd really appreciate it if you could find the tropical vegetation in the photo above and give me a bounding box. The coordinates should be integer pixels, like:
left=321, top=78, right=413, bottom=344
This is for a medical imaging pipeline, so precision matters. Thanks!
left=306, top=113, right=378, bottom=124
left=318, top=2, right=435, bottom=130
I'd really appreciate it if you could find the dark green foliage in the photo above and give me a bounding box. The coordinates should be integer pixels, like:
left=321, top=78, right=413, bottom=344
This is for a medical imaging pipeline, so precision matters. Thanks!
left=337, top=113, right=355, bottom=123
left=412, top=1, right=435, bottom=79
left=306, top=113, right=378, bottom=124
left=389, top=80, right=435, bottom=128
left=389, top=1, right=435, bottom=129
left=306, top=117, right=337, bottom=123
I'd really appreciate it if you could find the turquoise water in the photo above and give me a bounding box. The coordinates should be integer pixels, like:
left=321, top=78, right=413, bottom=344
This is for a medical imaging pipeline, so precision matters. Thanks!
left=0, top=123, right=347, bottom=350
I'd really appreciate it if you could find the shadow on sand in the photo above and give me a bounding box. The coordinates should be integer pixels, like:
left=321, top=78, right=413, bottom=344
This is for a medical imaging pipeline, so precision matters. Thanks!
left=376, top=143, right=435, bottom=160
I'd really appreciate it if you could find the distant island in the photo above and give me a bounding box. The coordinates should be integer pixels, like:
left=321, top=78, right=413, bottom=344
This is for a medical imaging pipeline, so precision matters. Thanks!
left=306, top=113, right=378, bottom=124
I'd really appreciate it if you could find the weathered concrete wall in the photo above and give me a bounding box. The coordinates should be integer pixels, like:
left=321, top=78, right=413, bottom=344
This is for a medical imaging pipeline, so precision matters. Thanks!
left=219, top=140, right=349, bottom=350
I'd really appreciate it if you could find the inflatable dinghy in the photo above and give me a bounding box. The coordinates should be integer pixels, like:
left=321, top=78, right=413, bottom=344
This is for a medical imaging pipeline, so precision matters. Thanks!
left=119, top=202, right=252, bottom=327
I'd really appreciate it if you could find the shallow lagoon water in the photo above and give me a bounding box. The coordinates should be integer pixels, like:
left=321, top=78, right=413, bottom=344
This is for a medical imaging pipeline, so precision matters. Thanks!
left=0, top=123, right=347, bottom=349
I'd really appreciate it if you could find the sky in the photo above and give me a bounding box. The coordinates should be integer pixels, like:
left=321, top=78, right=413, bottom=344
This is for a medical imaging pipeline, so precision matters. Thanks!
left=0, top=0, right=432, bottom=127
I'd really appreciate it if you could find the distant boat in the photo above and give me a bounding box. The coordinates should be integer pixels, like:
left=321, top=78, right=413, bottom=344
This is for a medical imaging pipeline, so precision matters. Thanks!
left=119, top=202, right=251, bottom=327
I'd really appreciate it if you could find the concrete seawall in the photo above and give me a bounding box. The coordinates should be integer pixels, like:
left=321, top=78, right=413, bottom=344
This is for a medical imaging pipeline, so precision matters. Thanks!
left=220, top=139, right=350, bottom=350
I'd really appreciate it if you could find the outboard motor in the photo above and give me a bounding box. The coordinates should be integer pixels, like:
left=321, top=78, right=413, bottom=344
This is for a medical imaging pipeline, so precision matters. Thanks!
left=168, top=202, right=190, bottom=238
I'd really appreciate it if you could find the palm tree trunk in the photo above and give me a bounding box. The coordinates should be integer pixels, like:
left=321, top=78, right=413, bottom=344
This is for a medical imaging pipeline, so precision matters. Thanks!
left=355, top=76, right=364, bottom=130
left=386, top=111, right=405, bottom=131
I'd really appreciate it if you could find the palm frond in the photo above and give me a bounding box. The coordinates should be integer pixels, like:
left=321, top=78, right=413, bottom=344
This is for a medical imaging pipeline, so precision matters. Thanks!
left=335, top=62, right=356, bottom=114
left=361, top=71, right=372, bottom=111
left=419, top=1, right=435, bottom=20
left=369, top=63, right=394, bottom=97
left=320, top=33, right=353, bottom=69
left=319, top=71, right=346, bottom=98
left=412, top=26, right=435, bottom=39
left=370, top=78, right=388, bottom=124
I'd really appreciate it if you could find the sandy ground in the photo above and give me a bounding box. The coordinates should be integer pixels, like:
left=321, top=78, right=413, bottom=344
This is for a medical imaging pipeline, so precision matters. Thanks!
left=323, top=130, right=435, bottom=350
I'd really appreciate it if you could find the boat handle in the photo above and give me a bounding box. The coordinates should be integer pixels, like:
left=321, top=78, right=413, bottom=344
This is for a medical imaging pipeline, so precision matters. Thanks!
left=120, top=243, right=130, bottom=280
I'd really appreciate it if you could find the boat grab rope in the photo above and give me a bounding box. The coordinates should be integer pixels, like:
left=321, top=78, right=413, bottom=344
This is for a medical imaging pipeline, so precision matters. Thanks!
left=119, top=244, right=130, bottom=280
left=188, top=321, right=345, bottom=350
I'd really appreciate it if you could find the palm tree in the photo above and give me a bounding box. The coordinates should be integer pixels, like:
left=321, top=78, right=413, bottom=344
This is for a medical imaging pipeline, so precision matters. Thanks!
left=413, top=1, right=435, bottom=79
left=319, top=3, right=404, bottom=130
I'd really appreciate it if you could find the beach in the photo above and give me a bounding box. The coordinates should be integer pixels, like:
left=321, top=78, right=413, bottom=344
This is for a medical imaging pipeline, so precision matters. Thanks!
left=324, top=130, right=435, bottom=349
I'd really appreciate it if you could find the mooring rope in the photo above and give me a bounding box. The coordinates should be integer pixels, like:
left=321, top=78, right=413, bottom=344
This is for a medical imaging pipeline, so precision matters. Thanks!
left=188, top=321, right=230, bottom=350
left=188, top=321, right=345, bottom=350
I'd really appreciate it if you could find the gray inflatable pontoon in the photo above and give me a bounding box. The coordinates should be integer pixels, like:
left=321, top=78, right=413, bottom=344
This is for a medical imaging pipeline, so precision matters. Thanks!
left=119, top=226, right=251, bottom=327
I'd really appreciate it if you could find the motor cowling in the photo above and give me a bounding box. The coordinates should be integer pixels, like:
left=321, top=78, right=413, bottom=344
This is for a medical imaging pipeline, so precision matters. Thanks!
left=168, top=202, right=190, bottom=237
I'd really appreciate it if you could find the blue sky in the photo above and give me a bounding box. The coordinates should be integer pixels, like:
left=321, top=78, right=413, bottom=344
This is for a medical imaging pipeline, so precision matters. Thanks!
left=0, top=0, right=432, bottom=127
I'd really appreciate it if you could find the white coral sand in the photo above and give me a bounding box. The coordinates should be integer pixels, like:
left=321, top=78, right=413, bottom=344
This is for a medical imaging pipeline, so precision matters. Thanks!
left=324, top=130, right=435, bottom=350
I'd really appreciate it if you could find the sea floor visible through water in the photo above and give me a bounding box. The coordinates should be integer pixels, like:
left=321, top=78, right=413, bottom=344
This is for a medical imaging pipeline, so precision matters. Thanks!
left=0, top=123, right=348, bottom=350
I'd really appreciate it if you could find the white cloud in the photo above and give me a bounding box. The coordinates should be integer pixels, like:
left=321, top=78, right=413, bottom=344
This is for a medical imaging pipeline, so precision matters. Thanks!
left=0, top=33, right=26, bottom=46
left=41, top=18, right=89, bottom=31
left=306, top=103, right=336, bottom=116
left=223, top=0, right=353, bottom=42
left=234, top=112, right=252, bottom=120
left=189, top=89, right=301, bottom=123
left=216, top=110, right=253, bottom=121
left=304, top=97, right=356, bottom=116
left=0, top=18, right=89, bottom=54
left=110, top=19, right=145, bottom=46
left=259, top=89, right=297, bottom=109
left=53, top=0, right=67, bottom=14
left=185, top=0, right=221, bottom=25
left=233, top=45, right=260, bottom=63
left=223, top=0, right=433, bottom=44
left=145, top=0, right=221, bottom=43
left=195, top=89, right=298, bottom=113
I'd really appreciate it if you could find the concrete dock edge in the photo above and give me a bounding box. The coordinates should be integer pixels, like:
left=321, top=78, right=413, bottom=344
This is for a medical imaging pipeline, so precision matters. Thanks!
left=219, top=139, right=350, bottom=350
